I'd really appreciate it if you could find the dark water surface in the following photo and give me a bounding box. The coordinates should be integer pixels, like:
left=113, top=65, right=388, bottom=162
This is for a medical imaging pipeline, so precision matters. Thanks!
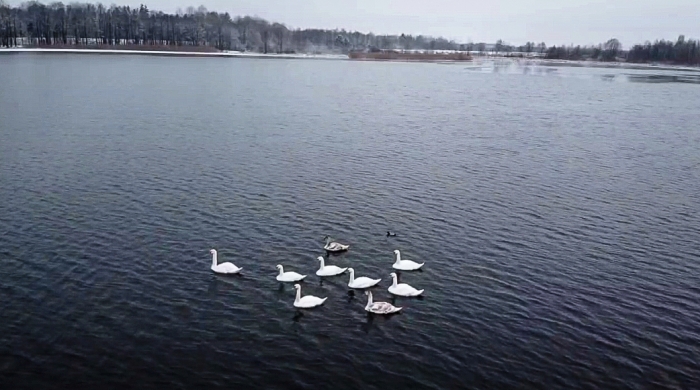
left=1, top=54, right=700, bottom=389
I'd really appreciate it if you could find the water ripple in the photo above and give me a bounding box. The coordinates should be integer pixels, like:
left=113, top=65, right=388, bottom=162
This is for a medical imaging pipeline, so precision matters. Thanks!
left=1, top=55, right=700, bottom=390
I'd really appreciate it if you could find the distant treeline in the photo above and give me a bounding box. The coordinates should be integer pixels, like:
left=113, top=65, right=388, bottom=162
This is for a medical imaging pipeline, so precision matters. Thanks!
left=1, top=1, right=699, bottom=65
left=626, top=37, right=700, bottom=65
left=543, top=37, right=700, bottom=65
left=0, top=1, right=462, bottom=53
left=544, top=39, right=622, bottom=61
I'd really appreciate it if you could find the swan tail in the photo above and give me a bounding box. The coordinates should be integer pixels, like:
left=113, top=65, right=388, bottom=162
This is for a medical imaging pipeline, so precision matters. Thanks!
left=415, top=289, right=424, bottom=296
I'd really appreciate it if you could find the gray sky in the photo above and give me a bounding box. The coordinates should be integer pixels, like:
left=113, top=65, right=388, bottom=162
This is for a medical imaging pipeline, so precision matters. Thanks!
left=11, top=0, right=700, bottom=47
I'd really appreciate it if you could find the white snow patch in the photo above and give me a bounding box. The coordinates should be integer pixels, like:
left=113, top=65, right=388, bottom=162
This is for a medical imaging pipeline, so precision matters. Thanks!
left=0, top=47, right=347, bottom=60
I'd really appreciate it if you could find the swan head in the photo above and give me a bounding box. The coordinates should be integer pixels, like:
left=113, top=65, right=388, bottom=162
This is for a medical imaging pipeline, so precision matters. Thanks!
left=390, top=272, right=397, bottom=278
left=276, top=264, right=282, bottom=270
left=348, top=268, right=354, bottom=274
left=317, top=256, right=324, bottom=261
left=210, top=249, right=217, bottom=254
left=294, top=284, right=301, bottom=290
left=393, top=250, right=400, bottom=254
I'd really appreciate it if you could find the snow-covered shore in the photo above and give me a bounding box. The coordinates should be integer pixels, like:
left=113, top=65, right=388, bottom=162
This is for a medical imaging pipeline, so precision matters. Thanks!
left=3, top=48, right=697, bottom=71
left=0, top=47, right=347, bottom=60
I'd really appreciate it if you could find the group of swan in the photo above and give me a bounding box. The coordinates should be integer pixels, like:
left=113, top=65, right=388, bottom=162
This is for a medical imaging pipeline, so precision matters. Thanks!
left=209, top=237, right=426, bottom=314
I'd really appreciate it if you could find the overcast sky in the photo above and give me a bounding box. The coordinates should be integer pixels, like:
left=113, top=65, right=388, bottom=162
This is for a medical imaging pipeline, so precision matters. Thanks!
left=10, top=0, right=700, bottom=47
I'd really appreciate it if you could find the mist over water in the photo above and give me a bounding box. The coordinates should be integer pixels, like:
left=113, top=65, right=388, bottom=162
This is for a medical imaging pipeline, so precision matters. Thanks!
left=1, top=54, right=699, bottom=390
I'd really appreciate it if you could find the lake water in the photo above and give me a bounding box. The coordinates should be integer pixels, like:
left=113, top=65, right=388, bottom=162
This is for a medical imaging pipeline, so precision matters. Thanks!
left=1, top=53, right=700, bottom=390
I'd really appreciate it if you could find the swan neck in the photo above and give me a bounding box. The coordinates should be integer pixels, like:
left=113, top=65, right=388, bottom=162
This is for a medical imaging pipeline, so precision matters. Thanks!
left=278, top=267, right=284, bottom=275
left=349, top=269, right=354, bottom=283
left=211, top=252, right=217, bottom=267
left=366, top=292, right=373, bottom=309
left=295, top=287, right=301, bottom=303
left=392, top=275, right=397, bottom=287
left=319, top=258, right=325, bottom=270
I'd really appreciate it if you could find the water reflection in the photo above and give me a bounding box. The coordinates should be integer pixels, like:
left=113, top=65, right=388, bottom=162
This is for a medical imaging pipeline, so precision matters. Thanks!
left=466, top=60, right=561, bottom=76
left=360, top=309, right=403, bottom=334
left=626, top=73, right=700, bottom=84
left=207, top=275, right=239, bottom=298
left=360, top=312, right=375, bottom=333
left=466, top=59, right=700, bottom=85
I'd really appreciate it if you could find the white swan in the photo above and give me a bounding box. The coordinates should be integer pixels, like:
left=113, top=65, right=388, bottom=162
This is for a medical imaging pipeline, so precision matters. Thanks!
left=392, top=250, right=425, bottom=271
left=316, top=256, right=348, bottom=277
left=324, top=236, right=349, bottom=252
left=347, top=268, right=381, bottom=289
left=388, top=272, right=423, bottom=296
left=293, top=284, right=327, bottom=309
left=276, top=264, right=306, bottom=282
left=210, top=249, right=242, bottom=274
left=365, top=291, right=401, bottom=314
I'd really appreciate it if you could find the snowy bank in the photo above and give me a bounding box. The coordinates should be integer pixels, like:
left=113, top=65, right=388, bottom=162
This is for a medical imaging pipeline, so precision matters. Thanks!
left=0, top=47, right=347, bottom=60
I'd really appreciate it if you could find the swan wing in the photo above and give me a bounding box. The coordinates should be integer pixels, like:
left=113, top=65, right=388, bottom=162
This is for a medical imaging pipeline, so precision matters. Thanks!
left=399, top=283, right=424, bottom=296
left=324, top=242, right=349, bottom=251
left=278, top=272, right=306, bottom=282
left=393, top=260, right=425, bottom=270
left=214, top=262, right=241, bottom=274
left=371, top=302, right=401, bottom=314
left=389, top=283, right=423, bottom=296
left=317, top=266, right=347, bottom=276
left=351, top=277, right=381, bottom=288
left=297, top=296, right=327, bottom=308
left=286, top=271, right=305, bottom=279
left=404, top=260, right=424, bottom=268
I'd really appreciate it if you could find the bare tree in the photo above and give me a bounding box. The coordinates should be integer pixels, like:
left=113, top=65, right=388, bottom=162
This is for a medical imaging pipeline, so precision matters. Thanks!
left=602, top=38, right=621, bottom=61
